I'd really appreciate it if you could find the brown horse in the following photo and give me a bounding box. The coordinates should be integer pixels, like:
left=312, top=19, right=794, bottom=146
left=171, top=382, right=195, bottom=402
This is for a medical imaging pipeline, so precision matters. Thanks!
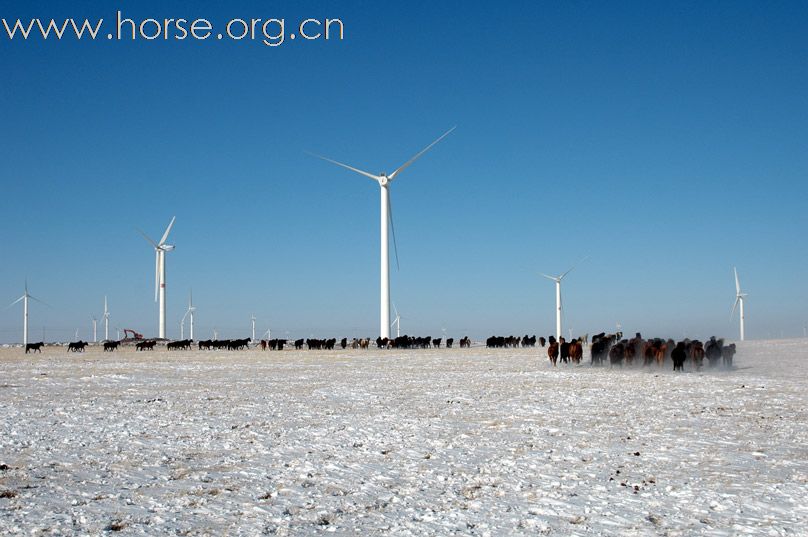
left=547, top=342, right=559, bottom=366
left=568, top=340, right=583, bottom=364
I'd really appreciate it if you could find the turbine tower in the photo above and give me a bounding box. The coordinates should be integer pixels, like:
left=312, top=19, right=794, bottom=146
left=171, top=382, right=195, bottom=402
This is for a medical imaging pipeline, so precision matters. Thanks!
left=251, top=315, right=256, bottom=342
left=92, top=316, right=98, bottom=343
left=541, top=257, right=587, bottom=342
left=731, top=267, right=748, bottom=341
left=102, top=296, right=110, bottom=341
left=8, top=281, right=47, bottom=346
left=311, top=127, right=455, bottom=338
left=138, top=216, right=176, bottom=339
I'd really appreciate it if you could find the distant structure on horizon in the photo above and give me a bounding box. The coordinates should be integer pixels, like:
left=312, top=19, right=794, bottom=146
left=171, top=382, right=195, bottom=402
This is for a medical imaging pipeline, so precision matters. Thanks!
left=732, top=267, right=748, bottom=341
left=8, top=281, right=47, bottom=346
left=541, top=257, right=587, bottom=342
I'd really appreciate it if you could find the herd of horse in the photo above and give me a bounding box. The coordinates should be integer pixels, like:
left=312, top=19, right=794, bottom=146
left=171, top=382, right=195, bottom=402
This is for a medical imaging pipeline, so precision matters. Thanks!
left=21, top=332, right=738, bottom=371
left=547, top=332, right=737, bottom=370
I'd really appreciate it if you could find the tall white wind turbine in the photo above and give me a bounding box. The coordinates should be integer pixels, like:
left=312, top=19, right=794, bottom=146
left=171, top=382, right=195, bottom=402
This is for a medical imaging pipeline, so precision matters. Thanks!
left=251, top=315, right=256, bottom=342
left=311, top=127, right=455, bottom=338
left=102, top=296, right=110, bottom=341
left=541, top=257, right=588, bottom=342
left=181, top=290, right=195, bottom=340
left=7, top=281, right=48, bottom=346
left=731, top=267, right=748, bottom=341
left=138, top=216, right=176, bottom=339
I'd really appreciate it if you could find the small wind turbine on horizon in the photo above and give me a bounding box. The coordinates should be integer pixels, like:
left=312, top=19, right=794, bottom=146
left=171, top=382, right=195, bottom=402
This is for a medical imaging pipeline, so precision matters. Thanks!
left=251, top=315, right=256, bottom=342
left=541, top=257, right=588, bottom=342
left=102, top=296, right=110, bottom=341
left=7, top=280, right=48, bottom=346
left=138, top=216, right=176, bottom=339
left=731, top=267, right=748, bottom=341
left=391, top=304, right=402, bottom=338
left=310, top=127, right=455, bottom=339
left=180, top=290, right=196, bottom=340
left=92, top=316, right=98, bottom=343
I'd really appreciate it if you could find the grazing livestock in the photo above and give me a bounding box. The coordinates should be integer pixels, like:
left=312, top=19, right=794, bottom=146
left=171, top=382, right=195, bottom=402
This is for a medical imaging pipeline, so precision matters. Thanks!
left=103, top=341, right=120, bottom=352
left=25, top=342, right=44, bottom=353
left=722, top=343, right=736, bottom=367
left=705, top=337, right=724, bottom=367
left=672, top=342, right=687, bottom=371
left=135, top=340, right=156, bottom=351
left=609, top=342, right=625, bottom=367
left=459, top=336, right=471, bottom=348
left=433, top=338, right=442, bottom=349
left=67, top=341, right=88, bottom=353
left=446, top=338, right=454, bottom=348
left=340, top=338, right=347, bottom=349
left=547, top=341, right=559, bottom=366
left=689, top=341, right=705, bottom=369
left=167, top=339, right=192, bottom=351
left=568, top=339, right=583, bottom=364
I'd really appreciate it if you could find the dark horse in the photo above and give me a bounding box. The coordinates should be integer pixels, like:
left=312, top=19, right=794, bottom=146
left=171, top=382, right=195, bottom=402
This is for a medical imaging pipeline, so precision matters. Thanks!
left=103, top=341, right=120, bottom=352
left=25, top=342, right=45, bottom=353
left=67, top=341, right=88, bottom=352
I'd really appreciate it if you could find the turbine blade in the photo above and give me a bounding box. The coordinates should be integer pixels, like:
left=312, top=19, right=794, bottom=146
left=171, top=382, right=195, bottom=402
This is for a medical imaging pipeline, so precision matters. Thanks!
left=559, top=255, right=590, bottom=280
left=393, top=303, right=399, bottom=317
left=731, top=297, right=739, bottom=320
left=388, top=126, right=456, bottom=181
left=734, top=267, right=740, bottom=294
left=308, top=152, right=380, bottom=181
left=159, top=216, right=176, bottom=246
left=138, top=228, right=159, bottom=248
left=27, top=294, right=50, bottom=307
left=388, top=191, right=400, bottom=271
left=540, top=273, right=557, bottom=281
left=6, top=295, right=25, bottom=308
left=154, top=251, right=159, bottom=302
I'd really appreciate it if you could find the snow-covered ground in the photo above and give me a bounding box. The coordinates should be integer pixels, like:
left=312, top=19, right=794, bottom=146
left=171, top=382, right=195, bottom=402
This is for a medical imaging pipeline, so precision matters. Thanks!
left=1, top=340, right=806, bottom=535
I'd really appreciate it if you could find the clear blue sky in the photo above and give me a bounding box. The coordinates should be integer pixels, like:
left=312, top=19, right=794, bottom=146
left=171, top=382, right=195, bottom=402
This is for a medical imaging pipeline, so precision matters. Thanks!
left=1, top=1, right=806, bottom=342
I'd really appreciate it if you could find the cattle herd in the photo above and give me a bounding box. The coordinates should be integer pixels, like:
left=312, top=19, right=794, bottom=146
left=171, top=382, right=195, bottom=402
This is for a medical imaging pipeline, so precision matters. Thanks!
left=20, top=332, right=739, bottom=371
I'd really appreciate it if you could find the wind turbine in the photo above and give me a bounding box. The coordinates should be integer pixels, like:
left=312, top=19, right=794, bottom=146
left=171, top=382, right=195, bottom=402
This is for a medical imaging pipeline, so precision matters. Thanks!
left=311, top=127, right=455, bottom=338
left=731, top=267, right=748, bottom=341
left=92, top=316, right=98, bottom=343
left=251, top=314, right=256, bottom=342
left=391, top=304, right=401, bottom=338
left=102, top=296, right=110, bottom=341
left=138, top=216, right=176, bottom=339
left=7, top=281, right=48, bottom=346
left=541, top=257, right=588, bottom=342
left=180, top=290, right=195, bottom=340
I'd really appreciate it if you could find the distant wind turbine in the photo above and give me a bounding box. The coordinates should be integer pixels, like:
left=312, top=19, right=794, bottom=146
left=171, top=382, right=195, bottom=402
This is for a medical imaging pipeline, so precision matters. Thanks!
left=391, top=304, right=401, bottom=338
left=92, top=316, right=98, bottom=343
left=731, top=267, right=748, bottom=341
left=102, top=296, right=110, bottom=341
left=541, top=257, right=588, bottom=342
left=138, top=216, right=176, bottom=339
left=251, top=314, right=256, bottom=342
left=7, top=281, right=48, bottom=346
left=181, top=290, right=195, bottom=340
left=310, top=127, right=455, bottom=338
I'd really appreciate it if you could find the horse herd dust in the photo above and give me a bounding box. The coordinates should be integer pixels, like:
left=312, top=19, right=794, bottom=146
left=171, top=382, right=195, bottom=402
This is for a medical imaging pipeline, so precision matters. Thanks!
left=1, top=339, right=806, bottom=535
